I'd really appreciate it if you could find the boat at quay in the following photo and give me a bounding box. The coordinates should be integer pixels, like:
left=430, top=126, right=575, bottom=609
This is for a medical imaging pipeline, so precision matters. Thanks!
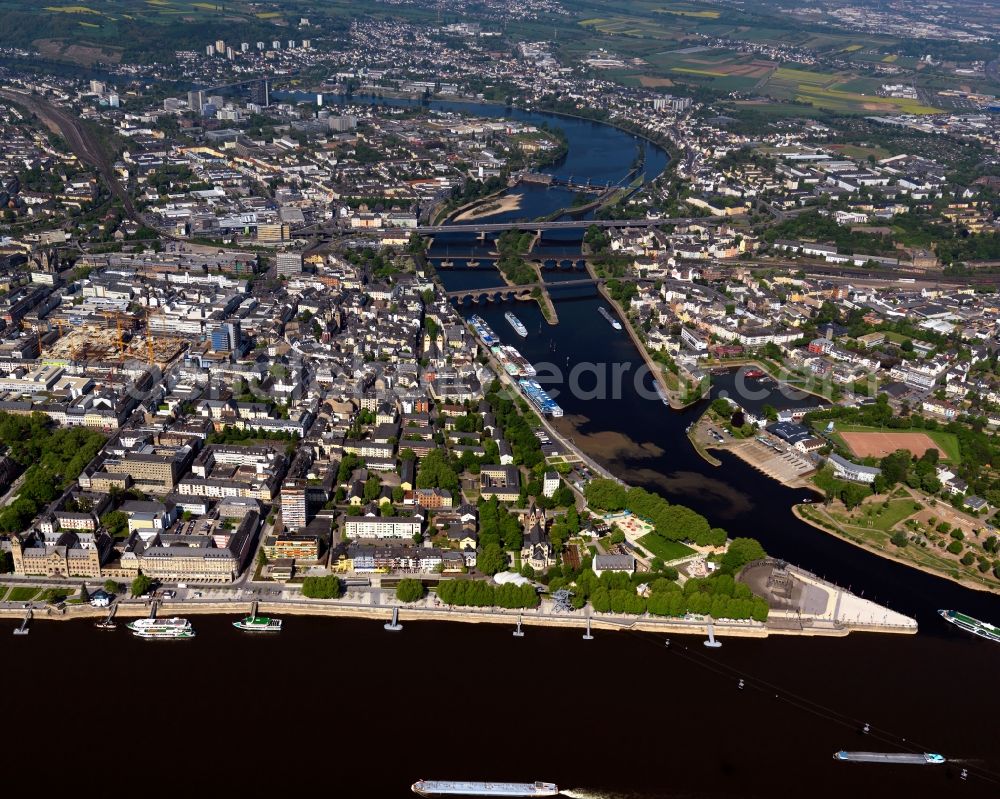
left=938, top=609, right=1000, bottom=642
left=470, top=315, right=499, bottom=347
left=518, top=378, right=563, bottom=417
left=233, top=615, right=283, bottom=632
left=412, top=780, right=559, bottom=797
left=492, top=344, right=536, bottom=377
left=127, top=617, right=195, bottom=639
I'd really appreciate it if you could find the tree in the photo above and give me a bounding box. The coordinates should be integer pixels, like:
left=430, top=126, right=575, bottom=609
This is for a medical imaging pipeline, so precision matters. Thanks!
left=710, top=398, right=732, bottom=416
left=302, top=575, right=342, bottom=598
left=396, top=578, right=425, bottom=603
left=131, top=574, right=153, bottom=597
left=103, top=579, right=119, bottom=594
left=583, top=479, right=627, bottom=511
left=840, top=482, right=870, bottom=510
left=415, top=448, right=459, bottom=493
left=720, top=537, right=766, bottom=573
left=890, top=531, right=908, bottom=547
left=79, top=582, right=90, bottom=603
left=477, top=542, right=506, bottom=576
left=363, top=474, right=381, bottom=501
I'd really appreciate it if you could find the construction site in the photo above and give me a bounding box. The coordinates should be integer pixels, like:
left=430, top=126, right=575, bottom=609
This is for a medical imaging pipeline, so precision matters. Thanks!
left=44, top=313, right=187, bottom=367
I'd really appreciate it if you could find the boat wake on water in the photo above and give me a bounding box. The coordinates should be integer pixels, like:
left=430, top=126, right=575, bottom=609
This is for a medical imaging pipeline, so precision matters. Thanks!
left=561, top=791, right=716, bottom=799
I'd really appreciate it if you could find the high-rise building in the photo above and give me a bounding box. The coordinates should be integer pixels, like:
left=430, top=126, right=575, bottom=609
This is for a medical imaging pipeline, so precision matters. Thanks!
left=210, top=320, right=243, bottom=353
left=241, top=42, right=249, bottom=52
left=272, top=40, right=281, bottom=50
left=280, top=480, right=308, bottom=530
left=328, top=115, right=358, bottom=133
left=287, top=39, right=295, bottom=49
left=187, top=90, right=205, bottom=112
left=249, top=79, right=269, bottom=107
left=301, top=39, right=311, bottom=49
left=205, top=45, right=215, bottom=57
left=215, top=39, right=225, bottom=54
left=226, top=46, right=234, bottom=60
left=256, top=41, right=265, bottom=50
left=276, top=251, right=303, bottom=276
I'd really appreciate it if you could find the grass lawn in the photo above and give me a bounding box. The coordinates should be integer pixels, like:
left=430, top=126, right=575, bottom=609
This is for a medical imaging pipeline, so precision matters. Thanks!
left=637, top=533, right=696, bottom=561
left=7, top=587, right=39, bottom=602
left=838, top=498, right=922, bottom=532
left=882, top=331, right=933, bottom=347
left=38, top=588, right=72, bottom=603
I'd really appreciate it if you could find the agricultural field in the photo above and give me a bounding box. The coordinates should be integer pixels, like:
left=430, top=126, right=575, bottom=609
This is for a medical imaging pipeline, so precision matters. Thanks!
left=0, top=0, right=322, bottom=63
left=760, top=66, right=942, bottom=114
left=643, top=48, right=774, bottom=92
left=828, top=143, right=892, bottom=161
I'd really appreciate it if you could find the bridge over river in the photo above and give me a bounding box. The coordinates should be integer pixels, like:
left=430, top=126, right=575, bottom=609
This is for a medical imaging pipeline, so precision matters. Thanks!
left=417, top=215, right=725, bottom=235
left=445, top=276, right=659, bottom=303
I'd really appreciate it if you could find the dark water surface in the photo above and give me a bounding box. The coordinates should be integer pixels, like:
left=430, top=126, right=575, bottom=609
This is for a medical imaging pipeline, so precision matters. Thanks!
left=4, top=614, right=996, bottom=797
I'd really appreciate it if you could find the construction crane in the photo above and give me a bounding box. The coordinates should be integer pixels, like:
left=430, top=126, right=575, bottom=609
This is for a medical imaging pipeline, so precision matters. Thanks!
left=100, top=310, right=126, bottom=355
left=146, top=308, right=160, bottom=366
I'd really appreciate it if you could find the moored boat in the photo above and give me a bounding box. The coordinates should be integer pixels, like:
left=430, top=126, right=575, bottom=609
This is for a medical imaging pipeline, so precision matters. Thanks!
left=470, top=315, right=499, bottom=347
left=233, top=615, right=283, bottom=632
left=127, top=617, right=195, bottom=639
left=518, top=378, right=563, bottom=417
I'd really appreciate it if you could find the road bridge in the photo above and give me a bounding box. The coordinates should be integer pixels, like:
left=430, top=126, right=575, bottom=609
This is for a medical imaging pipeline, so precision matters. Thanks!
left=446, top=276, right=658, bottom=303
left=415, top=215, right=725, bottom=235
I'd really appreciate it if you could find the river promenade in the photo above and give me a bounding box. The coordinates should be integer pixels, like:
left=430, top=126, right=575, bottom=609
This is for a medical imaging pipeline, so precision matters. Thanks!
left=0, top=556, right=917, bottom=638
left=0, top=593, right=915, bottom=638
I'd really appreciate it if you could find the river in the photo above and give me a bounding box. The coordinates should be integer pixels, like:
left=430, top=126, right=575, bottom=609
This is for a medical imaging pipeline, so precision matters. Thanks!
left=4, top=93, right=999, bottom=798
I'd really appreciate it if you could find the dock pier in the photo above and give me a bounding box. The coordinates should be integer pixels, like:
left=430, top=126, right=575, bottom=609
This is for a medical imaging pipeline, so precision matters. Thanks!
left=384, top=606, right=403, bottom=631
left=13, top=607, right=31, bottom=636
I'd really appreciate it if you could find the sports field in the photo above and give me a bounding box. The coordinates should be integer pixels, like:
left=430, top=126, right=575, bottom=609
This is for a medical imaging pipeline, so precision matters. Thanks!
left=840, top=431, right=950, bottom=461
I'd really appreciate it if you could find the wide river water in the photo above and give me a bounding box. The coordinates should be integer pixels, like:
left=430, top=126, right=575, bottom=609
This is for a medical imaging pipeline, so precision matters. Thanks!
left=4, top=97, right=999, bottom=798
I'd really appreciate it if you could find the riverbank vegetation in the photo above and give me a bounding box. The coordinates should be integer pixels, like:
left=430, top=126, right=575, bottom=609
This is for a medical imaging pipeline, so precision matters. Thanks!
left=395, top=579, right=426, bottom=603
left=302, top=575, right=343, bottom=599
left=797, top=497, right=1000, bottom=588
left=495, top=230, right=537, bottom=285
left=436, top=579, right=540, bottom=609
